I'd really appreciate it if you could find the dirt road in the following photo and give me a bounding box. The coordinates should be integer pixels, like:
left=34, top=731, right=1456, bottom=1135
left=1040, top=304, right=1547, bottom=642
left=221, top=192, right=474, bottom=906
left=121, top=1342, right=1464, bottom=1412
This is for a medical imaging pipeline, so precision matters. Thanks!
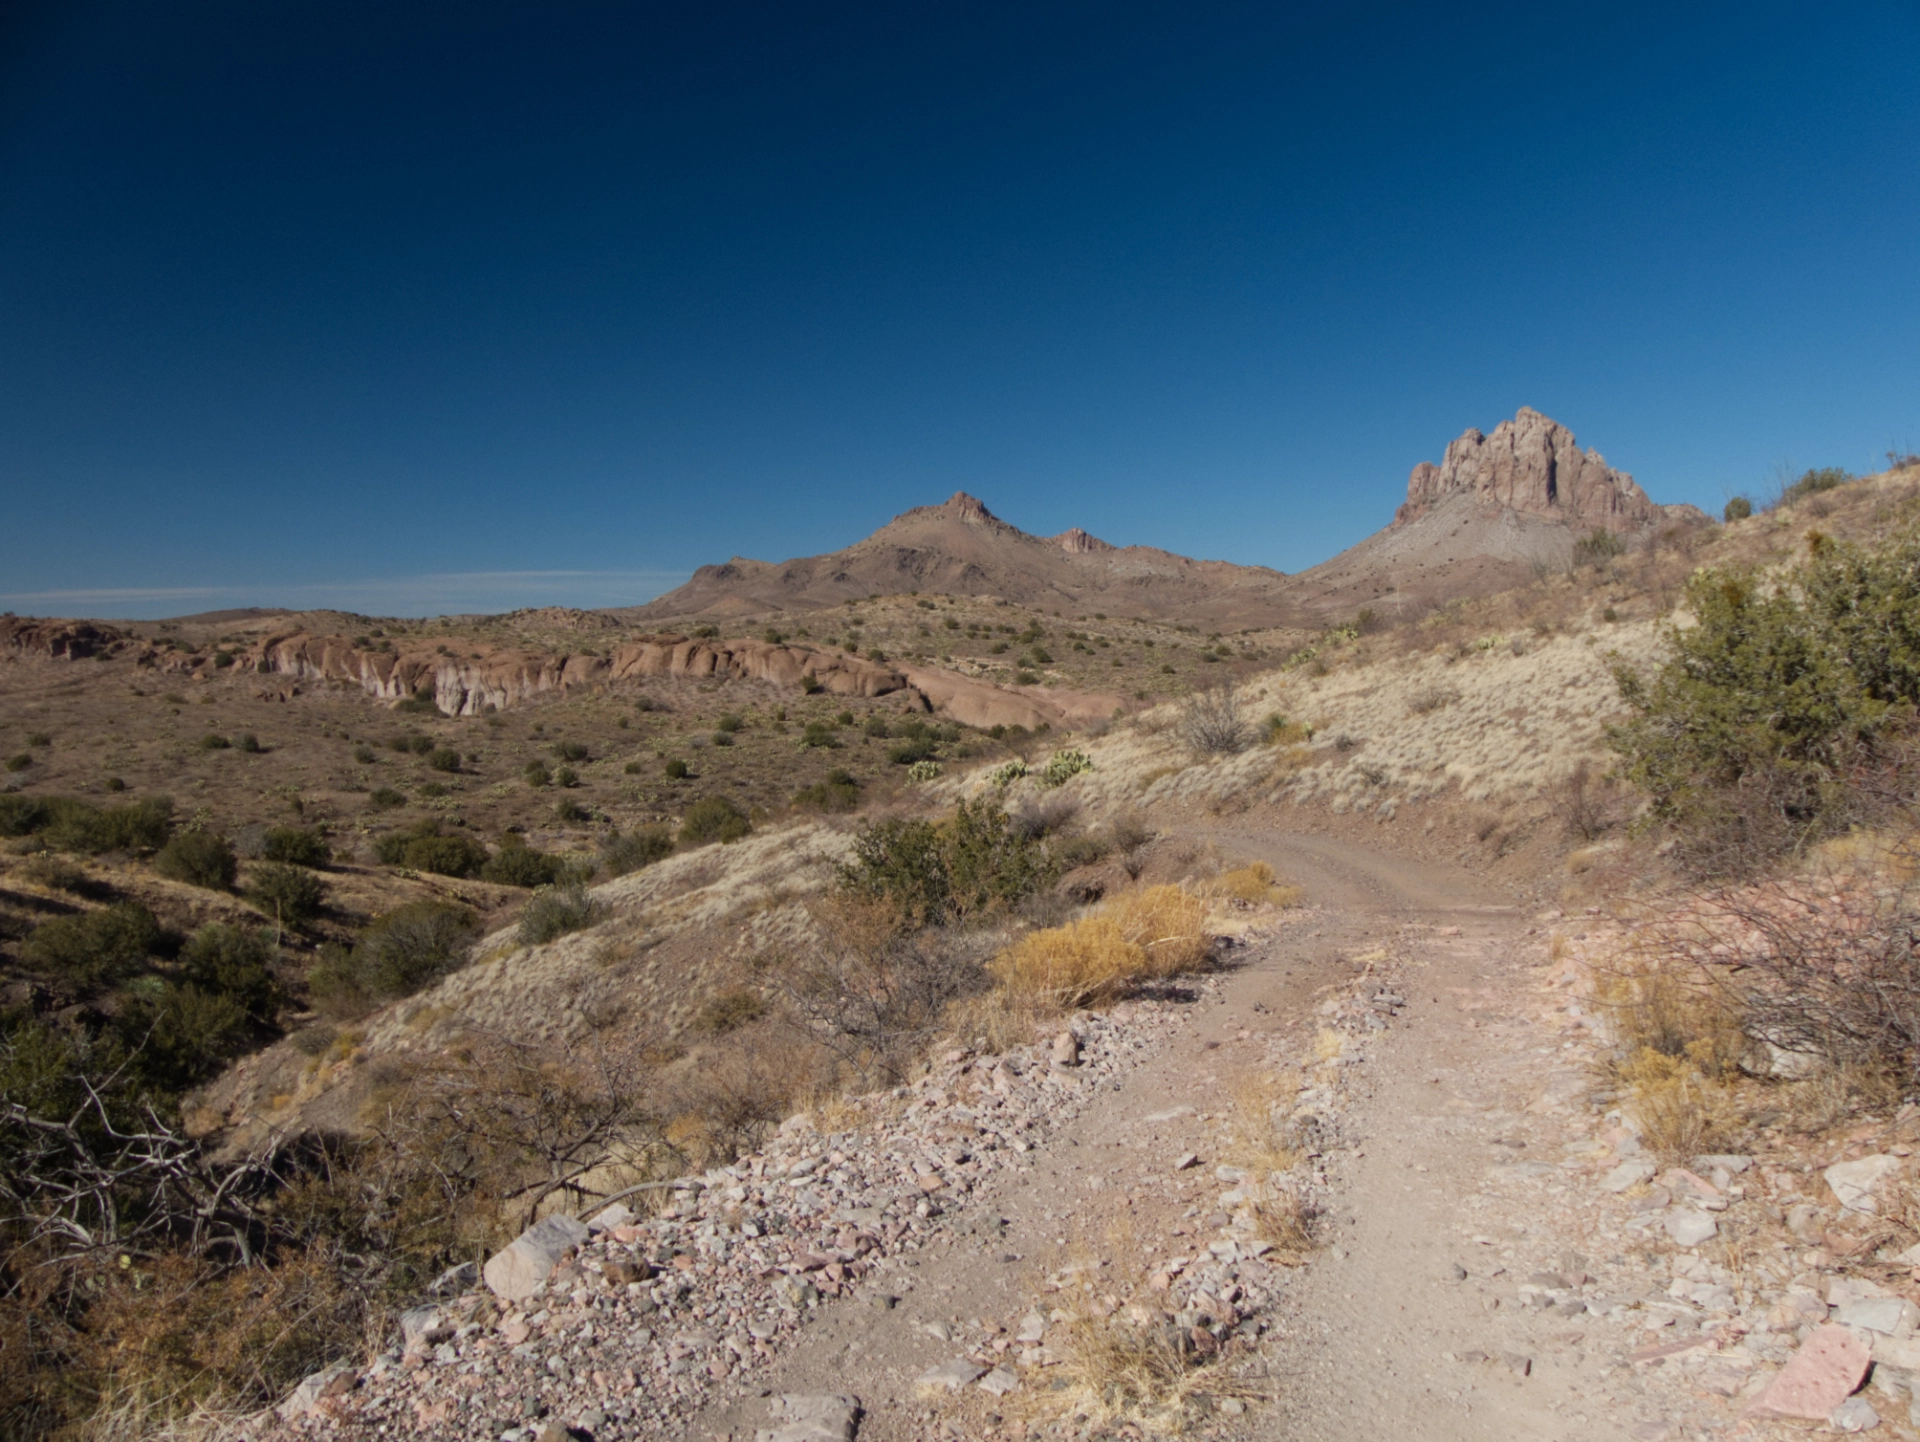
left=685, top=828, right=1651, bottom=1442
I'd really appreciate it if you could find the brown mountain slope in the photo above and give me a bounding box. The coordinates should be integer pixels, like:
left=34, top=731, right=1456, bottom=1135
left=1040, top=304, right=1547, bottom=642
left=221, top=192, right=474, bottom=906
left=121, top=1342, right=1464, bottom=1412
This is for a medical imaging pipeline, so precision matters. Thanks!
left=621, top=491, right=1305, bottom=630
left=622, top=409, right=1705, bottom=630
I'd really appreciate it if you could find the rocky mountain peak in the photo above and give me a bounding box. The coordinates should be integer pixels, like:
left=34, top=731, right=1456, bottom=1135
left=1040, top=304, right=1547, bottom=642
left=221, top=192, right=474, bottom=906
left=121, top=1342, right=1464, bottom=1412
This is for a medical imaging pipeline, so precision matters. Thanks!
left=1053, top=527, right=1115, bottom=554
left=1395, top=407, right=1665, bottom=532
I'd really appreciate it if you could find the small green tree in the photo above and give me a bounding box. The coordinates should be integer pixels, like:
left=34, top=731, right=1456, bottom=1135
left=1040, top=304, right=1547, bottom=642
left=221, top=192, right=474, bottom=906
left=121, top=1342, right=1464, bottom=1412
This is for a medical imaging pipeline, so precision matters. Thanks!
left=155, top=830, right=238, bottom=890
left=263, top=825, right=330, bottom=867
left=248, top=861, right=327, bottom=927
left=679, top=796, right=751, bottom=847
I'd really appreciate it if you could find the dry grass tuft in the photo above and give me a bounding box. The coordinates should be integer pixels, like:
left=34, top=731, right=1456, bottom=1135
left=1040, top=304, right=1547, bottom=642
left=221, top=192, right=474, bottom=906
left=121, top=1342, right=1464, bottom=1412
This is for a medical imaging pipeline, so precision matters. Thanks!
left=1205, top=861, right=1304, bottom=908
left=989, top=884, right=1210, bottom=1012
left=1616, top=1046, right=1743, bottom=1161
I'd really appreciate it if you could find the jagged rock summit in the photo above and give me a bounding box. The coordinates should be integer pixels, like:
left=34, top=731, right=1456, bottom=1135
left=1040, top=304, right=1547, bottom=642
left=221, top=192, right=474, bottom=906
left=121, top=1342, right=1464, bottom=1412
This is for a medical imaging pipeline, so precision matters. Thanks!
left=625, top=491, right=1298, bottom=630
left=1395, top=406, right=1673, bottom=532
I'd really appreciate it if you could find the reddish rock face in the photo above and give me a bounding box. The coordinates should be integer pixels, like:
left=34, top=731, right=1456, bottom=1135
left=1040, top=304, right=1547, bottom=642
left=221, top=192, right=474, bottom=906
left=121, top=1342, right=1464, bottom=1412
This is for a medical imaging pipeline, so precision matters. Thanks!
left=1395, top=406, right=1667, bottom=533
left=1744, top=1323, right=1870, bottom=1420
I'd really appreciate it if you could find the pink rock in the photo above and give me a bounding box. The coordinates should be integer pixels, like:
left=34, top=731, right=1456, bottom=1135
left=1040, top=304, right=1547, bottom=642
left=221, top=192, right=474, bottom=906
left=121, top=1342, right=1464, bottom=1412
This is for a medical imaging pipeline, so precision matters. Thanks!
left=499, top=1318, right=531, bottom=1346
left=1745, top=1324, right=1870, bottom=1420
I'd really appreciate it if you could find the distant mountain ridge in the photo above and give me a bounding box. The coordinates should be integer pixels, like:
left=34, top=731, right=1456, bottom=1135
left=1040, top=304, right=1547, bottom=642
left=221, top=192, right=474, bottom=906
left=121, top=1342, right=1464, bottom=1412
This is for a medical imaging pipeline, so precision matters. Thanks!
left=624, top=490, right=1302, bottom=630
left=625, top=408, right=1704, bottom=630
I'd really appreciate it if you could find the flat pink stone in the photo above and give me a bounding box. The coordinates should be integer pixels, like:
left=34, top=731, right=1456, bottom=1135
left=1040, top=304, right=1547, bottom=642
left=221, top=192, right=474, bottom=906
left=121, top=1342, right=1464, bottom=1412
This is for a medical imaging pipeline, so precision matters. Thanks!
left=1745, top=1323, right=1870, bottom=1420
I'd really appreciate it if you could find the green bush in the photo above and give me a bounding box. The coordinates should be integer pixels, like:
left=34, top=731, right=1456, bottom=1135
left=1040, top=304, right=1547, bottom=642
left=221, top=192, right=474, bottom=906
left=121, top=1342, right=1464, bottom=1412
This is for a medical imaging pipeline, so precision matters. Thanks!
left=680, top=796, right=751, bottom=847
left=887, top=735, right=938, bottom=765
left=1724, top=495, right=1753, bottom=522
left=552, top=740, right=590, bottom=762
left=4, top=753, right=29, bottom=772
left=600, top=825, right=676, bottom=878
left=425, top=746, right=461, bottom=773
left=352, top=743, right=377, bottom=763
left=307, top=901, right=478, bottom=1015
left=263, top=825, right=330, bottom=868
left=0, top=794, right=49, bottom=834
left=793, top=768, right=861, bottom=813
left=554, top=765, right=579, bottom=787
left=664, top=757, right=689, bottom=780
left=837, top=798, right=1055, bottom=927
left=372, top=821, right=488, bottom=878
left=801, top=722, right=839, bottom=749
left=1041, top=749, right=1094, bottom=788
left=198, top=733, right=231, bottom=751
left=368, top=786, right=406, bottom=809
left=517, top=881, right=602, bottom=946
left=480, top=835, right=565, bottom=887
left=554, top=796, right=587, bottom=822
left=178, top=923, right=280, bottom=1025
left=863, top=716, right=891, bottom=738
left=524, top=759, right=552, bottom=787
left=710, top=731, right=734, bottom=747
left=1611, top=531, right=1920, bottom=863
left=248, top=861, right=327, bottom=926
left=155, top=830, right=238, bottom=890
left=1, top=795, right=176, bottom=853
left=1573, top=528, right=1627, bottom=567
left=715, top=714, right=743, bottom=733
left=117, top=984, right=252, bottom=1092
left=236, top=732, right=262, bottom=753
left=21, top=902, right=162, bottom=989
left=1780, top=466, right=1852, bottom=507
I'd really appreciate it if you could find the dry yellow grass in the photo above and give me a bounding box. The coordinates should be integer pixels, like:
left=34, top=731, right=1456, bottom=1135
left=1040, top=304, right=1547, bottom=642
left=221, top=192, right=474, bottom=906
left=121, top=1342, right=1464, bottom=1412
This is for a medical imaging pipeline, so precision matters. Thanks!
left=1617, top=1047, right=1742, bottom=1161
left=990, top=884, right=1210, bottom=1012
left=1205, top=861, right=1304, bottom=908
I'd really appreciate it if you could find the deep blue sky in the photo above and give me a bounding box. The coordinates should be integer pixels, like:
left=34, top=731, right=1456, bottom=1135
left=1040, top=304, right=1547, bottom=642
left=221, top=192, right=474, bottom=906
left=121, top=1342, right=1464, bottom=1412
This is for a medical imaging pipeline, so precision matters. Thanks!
left=3, top=2, right=1916, bottom=618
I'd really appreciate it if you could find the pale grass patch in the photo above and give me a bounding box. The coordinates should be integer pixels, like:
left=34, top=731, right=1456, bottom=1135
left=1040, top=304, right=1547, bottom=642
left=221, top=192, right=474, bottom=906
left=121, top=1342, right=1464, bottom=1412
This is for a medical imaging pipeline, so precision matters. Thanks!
left=989, top=884, right=1211, bottom=1013
left=1312, top=1028, right=1344, bottom=1062
left=1203, top=861, right=1304, bottom=908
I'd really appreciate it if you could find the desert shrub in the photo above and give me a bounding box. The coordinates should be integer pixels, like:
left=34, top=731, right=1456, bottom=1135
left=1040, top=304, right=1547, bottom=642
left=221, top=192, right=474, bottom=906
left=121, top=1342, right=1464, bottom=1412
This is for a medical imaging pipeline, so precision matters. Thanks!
left=1011, top=790, right=1080, bottom=840
left=248, top=861, right=327, bottom=926
left=664, top=757, right=689, bottom=779
left=992, top=886, right=1208, bottom=1011
left=1177, top=683, right=1249, bottom=755
left=886, top=734, right=938, bottom=765
left=352, top=743, right=377, bottom=763
left=1573, top=527, right=1627, bottom=567
left=906, top=759, right=942, bottom=782
left=154, top=829, right=238, bottom=890
left=480, top=835, right=565, bottom=888
left=551, top=739, right=590, bottom=762
left=11, top=795, right=174, bottom=853
left=554, top=796, right=587, bottom=821
left=20, top=903, right=162, bottom=989
left=838, top=799, right=1055, bottom=928
left=308, top=901, right=478, bottom=1014
left=394, top=687, right=439, bottom=714
left=524, top=759, right=553, bottom=787
left=118, top=983, right=254, bottom=1092
left=989, top=758, right=1029, bottom=788
left=1406, top=686, right=1458, bottom=717
left=518, top=880, right=602, bottom=945
left=236, top=732, right=262, bottom=753
left=695, top=986, right=766, bottom=1034
left=1559, top=761, right=1611, bottom=841
left=680, top=796, right=751, bottom=847
left=1041, top=748, right=1092, bottom=787
left=801, top=721, right=839, bottom=748
left=178, top=923, right=279, bottom=1025
left=863, top=715, right=891, bottom=738
left=1724, top=495, right=1753, bottom=522
left=1208, top=861, right=1302, bottom=907
left=368, top=786, right=406, bottom=809
left=554, top=764, right=579, bottom=788
left=425, top=746, right=461, bottom=773
left=1779, top=466, right=1852, bottom=508
left=262, top=824, right=330, bottom=867
left=1610, top=537, right=1920, bottom=866
left=4, top=753, right=29, bottom=772
left=198, top=732, right=231, bottom=751
left=0, top=794, right=49, bottom=834
left=372, top=821, right=487, bottom=877
left=793, top=769, right=861, bottom=813
left=715, top=714, right=743, bottom=734
left=600, top=825, right=676, bottom=878
left=710, top=730, right=734, bottom=747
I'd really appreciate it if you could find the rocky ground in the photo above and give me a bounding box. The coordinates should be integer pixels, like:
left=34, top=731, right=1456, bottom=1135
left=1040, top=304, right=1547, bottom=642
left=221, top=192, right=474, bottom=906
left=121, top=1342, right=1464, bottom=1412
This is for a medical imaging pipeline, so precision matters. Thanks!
left=263, top=824, right=1920, bottom=1442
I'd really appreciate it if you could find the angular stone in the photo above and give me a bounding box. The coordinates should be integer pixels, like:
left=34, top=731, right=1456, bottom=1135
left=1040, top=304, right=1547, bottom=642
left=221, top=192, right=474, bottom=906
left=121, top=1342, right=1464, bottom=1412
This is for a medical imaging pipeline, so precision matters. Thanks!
left=916, top=1358, right=986, bottom=1392
left=1830, top=1396, right=1881, bottom=1432
left=755, top=1392, right=861, bottom=1442
left=398, top=1304, right=452, bottom=1352
left=1051, top=1031, right=1080, bottom=1068
left=1838, top=1298, right=1920, bottom=1336
left=1663, top=1210, right=1718, bottom=1247
left=587, top=1201, right=635, bottom=1232
left=1827, top=1155, right=1903, bottom=1214
left=483, top=1213, right=591, bottom=1302
left=1746, top=1323, right=1871, bottom=1420
left=977, top=1366, right=1019, bottom=1396
left=1601, top=1158, right=1656, bottom=1193
left=1015, top=1310, right=1046, bottom=1344
left=276, top=1364, right=356, bottom=1420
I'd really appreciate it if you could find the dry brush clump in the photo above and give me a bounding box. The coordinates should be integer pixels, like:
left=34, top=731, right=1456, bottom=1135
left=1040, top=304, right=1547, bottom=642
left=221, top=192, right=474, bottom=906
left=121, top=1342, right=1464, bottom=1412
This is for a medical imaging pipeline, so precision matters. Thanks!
left=989, top=884, right=1211, bottom=1012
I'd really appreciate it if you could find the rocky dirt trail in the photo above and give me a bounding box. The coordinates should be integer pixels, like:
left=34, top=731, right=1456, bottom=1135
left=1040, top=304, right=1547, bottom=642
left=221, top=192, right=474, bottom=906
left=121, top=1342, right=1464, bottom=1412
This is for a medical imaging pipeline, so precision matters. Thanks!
left=682, top=829, right=1658, bottom=1442
left=279, top=825, right=1823, bottom=1442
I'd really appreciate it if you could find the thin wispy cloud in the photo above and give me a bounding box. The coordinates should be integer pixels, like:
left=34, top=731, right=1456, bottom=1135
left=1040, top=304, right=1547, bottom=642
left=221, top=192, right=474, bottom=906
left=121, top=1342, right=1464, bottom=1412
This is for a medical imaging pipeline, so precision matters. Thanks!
left=1, top=571, right=688, bottom=620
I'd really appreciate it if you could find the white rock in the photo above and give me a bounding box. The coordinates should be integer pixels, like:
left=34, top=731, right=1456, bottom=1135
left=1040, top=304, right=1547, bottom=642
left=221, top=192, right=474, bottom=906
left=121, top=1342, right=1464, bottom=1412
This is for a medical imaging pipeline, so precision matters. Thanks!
left=587, top=1201, right=635, bottom=1232
left=916, top=1358, right=986, bottom=1392
left=398, top=1304, right=452, bottom=1352
left=1830, top=1395, right=1881, bottom=1432
left=1600, top=1158, right=1657, bottom=1193
left=755, top=1392, right=861, bottom=1442
left=1664, top=1210, right=1719, bottom=1248
left=1015, top=1310, right=1046, bottom=1344
left=483, top=1214, right=591, bottom=1302
left=1827, top=1155, right=1903, bottom=1214
left=1838, top=1298, right=1920, bottom=1336
left=276, top=1364, right=356, bottom=1420
left=977, top=1366, right=1020, bottom=1396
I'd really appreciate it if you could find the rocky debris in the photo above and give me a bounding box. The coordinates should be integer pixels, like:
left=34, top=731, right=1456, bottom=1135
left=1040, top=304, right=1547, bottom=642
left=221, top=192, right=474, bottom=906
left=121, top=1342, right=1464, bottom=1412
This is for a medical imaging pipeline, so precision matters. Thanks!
left=1826, top=1154, right=1904, bottom=1213
left=276, top=1364, right=356, bottom=1421
left=915, top=1358, right=986, bottom=1393
left=1746, top=1324, right=1871, bottom=1420
left=264, top=998, right=1200, bottom=1440
left=1395, top=406, right=1683, bottom=533
left=1050, top=1030, right=1080, bottom=1068
left=484, top=1214, right=591, bottom=1303
left=755, top=1392, right=861, bottom=1442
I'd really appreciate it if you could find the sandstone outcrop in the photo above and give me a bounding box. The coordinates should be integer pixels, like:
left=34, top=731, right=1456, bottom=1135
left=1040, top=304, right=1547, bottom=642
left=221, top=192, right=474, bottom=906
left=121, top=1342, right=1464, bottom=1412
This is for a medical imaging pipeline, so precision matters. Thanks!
left=0, top=615, right=125, bottom=660
left=1395, top=406, right=1680, bottom=532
